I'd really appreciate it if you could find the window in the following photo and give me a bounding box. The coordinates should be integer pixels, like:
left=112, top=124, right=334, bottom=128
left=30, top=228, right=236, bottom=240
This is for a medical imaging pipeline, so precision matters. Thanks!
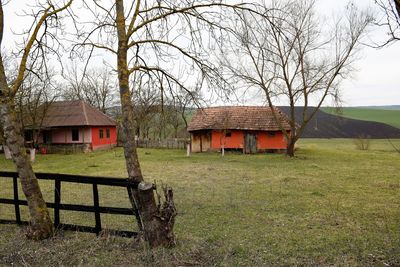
left=99, top=129, right=104, bottom=139
left=267, top=132, right=276, bottom=137
left=106, top=128, right=110, bottom=138
left=225, top=132, right=232, bottom=137
left=72, top=129, right=79, bottom=141
left=24, top=130, right=33, bottom=141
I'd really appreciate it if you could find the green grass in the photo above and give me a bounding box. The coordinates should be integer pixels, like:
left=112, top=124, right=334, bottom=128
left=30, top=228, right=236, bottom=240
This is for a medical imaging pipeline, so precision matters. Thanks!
left=1, top=139, right=400, bottom=266
left=322, top=107, right=400, bottom=129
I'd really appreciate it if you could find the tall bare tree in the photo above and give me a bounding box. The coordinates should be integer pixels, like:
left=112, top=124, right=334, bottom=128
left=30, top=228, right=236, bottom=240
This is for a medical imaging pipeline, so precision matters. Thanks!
left=222, top=0, right=373, bottom=157
left=131, top=73, right=161, bottom=139
left=15, top=70, right=60, bottom=146
left=63, top=63, right=116, bottom=113
left=0, top=0, right=73, bottom=239
left=72, top=0, right=264, bottom=247
left=375, top=0, right=400, bottom=45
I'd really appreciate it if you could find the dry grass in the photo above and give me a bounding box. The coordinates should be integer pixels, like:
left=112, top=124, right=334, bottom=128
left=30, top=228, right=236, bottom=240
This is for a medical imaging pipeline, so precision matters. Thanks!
left=1, top=139, right=400, bottom=266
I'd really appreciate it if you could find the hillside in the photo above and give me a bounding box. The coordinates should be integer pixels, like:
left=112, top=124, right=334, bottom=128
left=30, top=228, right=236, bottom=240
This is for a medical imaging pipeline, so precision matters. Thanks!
left=322, top=107, right=400, bottom=129
left=354, top=105, right=400, bottom=110
left=279, top=106, right=400, bottom=139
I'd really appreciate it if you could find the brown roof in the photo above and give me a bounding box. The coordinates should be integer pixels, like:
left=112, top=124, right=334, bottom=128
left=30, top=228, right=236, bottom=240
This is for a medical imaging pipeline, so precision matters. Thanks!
left=41, top=100, right=117, bottom=127
left=187, top=106, right=291, bottom=132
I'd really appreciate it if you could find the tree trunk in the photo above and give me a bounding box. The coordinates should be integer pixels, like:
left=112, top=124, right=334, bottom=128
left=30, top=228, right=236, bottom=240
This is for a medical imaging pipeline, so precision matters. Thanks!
left=115, top=0, right=176, bottom=247
left=286, top=137, right=296, bottom=157
left=137, top=182, right=176, bottom=247
left=0, top=98, right=53, bottom=239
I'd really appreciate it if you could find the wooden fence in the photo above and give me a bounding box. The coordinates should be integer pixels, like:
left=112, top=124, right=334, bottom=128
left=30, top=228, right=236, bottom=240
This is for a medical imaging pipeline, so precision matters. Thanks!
left=135, top=139, right=188, bottom=150
left=0, top=171, right=139, bottom=238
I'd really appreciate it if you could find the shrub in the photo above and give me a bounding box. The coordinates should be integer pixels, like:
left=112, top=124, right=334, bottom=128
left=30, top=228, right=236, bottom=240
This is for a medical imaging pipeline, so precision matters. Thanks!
left=354, top=135, right=371, bottom=150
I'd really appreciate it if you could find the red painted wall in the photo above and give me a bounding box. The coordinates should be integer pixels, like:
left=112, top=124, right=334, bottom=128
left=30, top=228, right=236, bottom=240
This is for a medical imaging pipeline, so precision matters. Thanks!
left=91, top=126, right=117, bottom=150
left=211, top=130, right=244, bottom=149
left=210, top=130, right=288, bottom=150
left=257, top=131, right=287, bottom=149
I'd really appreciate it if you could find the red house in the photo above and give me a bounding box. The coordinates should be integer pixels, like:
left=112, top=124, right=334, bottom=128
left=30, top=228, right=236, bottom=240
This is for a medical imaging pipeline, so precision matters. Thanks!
left=187, top=106, right=291, bottom=153
left=36, top=100, right=117, bottom=152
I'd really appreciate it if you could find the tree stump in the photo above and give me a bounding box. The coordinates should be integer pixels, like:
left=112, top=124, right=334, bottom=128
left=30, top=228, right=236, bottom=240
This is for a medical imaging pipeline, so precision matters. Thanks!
left=137, top=182, right=177, bottom=248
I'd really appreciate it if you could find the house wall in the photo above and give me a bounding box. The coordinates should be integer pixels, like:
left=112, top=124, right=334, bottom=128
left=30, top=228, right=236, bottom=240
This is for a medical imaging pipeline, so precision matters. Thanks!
left=38, top=127, right=91, bottom=144
left=211, top=130, right=244, bottom=149
left=49, top=127, right=92, bottom=144
left=257, top=131, right=288, bottom=150
left=191, top=133, right=201, bottom=152
left=211, top=130, right=289, bottom=151
left=190, top=131, right=211, bottom=152
left=91, top=126, right=117, bottom=150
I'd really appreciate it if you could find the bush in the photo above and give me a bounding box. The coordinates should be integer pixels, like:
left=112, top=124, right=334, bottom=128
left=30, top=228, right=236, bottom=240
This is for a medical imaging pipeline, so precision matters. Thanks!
left=354, top=135, right=371, bottom=150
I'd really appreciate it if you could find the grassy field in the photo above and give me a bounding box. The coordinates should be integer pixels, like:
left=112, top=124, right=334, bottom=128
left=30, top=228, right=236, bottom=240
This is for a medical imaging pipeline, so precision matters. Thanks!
left=322, top=107, right=400, bottom=129
left=1, top=139, right=400, bottom=266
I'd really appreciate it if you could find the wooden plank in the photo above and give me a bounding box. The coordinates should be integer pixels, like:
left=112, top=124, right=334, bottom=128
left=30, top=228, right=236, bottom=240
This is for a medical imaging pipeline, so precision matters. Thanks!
left=12, top=175, right=21, bottom=225
left=92, top=183, right=102, bottom=235
left=0, top=171, right=138, bottom=188
left=0, top=199, right=134, bottom=215
left=54, top=180, right=61, bottom=227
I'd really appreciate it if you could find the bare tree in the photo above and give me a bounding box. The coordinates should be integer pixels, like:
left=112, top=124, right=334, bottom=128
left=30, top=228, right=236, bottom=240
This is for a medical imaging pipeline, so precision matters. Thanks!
left=0, top=0, right=73, bottom=239
left=222, top=0, right=373, bottom=157
left=15, top=70, right=60, bottom=146
left=375, top=0, right=400, bottom=45
left=131, top=73, right=161, bottom=139
left=71, top=0, right=265, bottom=247
left=63, top=63, right=116, bottom=113
left=170, top=87, right=201, bottom=134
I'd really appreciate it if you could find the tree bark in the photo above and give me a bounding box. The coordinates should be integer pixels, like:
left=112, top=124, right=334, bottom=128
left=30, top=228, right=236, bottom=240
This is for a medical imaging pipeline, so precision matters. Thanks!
left=0, top=98, right=53, bottom=239
left=137, top=182, right=176, bottom=247
left=115, top=0, right=176, bottom=247
left=286, top=137, right=296, bottom=157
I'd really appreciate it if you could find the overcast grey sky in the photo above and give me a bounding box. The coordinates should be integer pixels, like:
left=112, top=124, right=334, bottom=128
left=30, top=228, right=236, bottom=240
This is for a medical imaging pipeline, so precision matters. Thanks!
left=315, top=0, right=400, bottom=106
left=2, top=0, right=399, bottom=107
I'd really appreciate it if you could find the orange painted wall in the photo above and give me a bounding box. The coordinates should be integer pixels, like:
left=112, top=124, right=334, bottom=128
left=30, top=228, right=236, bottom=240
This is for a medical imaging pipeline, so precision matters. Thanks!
left=210, top=130, right=288, bottom=150
left=91, top=126, right=117, bottom=150
left=257, top=131, right=287, bottom=149
left=211, top=130, right=244, bottom=149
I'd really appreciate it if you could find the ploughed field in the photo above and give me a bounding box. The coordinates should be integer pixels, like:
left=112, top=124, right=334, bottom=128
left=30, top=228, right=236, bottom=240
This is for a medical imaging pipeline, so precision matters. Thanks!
left=279, top=106, right=400, bottom=138
left=322, top=107, right=400, bottom=129
left=0, top=139, right=400, bottom=266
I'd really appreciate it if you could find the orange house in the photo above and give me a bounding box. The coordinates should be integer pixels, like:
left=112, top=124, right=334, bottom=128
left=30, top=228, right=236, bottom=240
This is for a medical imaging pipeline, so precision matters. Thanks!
left=187, top=106, right=291, bottom=153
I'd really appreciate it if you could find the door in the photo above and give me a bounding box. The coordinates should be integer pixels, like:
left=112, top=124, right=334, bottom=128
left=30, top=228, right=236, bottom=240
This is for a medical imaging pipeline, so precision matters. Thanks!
left=43, top=130, right=52, bottom=144
left=200, top=132, right=211, bottom=152
left=244, top=132, right=257, bottom=154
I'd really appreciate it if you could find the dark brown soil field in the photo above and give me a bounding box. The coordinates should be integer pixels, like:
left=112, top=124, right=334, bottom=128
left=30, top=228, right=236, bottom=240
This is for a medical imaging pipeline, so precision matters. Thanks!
left=279, top=106, right=400, bottom=138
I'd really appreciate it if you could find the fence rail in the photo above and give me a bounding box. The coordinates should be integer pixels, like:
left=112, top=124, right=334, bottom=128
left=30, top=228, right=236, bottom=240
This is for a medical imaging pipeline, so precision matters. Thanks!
left=0, top=171, right=139, bottom=238
left=135, top=139, right=188, bottom=149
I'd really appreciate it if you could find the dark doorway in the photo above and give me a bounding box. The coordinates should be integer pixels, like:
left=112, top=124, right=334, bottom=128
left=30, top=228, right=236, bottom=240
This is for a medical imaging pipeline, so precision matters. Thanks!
left=43, top=131, right=52, bottom=144
left=244, top=132, right=257, bottom=154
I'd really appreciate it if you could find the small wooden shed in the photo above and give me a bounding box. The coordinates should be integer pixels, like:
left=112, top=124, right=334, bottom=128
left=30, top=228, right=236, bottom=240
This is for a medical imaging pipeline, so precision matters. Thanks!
left=187, top=106, right=291, bottom=153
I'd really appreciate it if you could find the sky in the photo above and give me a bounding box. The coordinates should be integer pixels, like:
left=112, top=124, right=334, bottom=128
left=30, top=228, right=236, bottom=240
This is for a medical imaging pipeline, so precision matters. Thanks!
left=2, top=0, right=399, bottom=107
left=315, top=0, right=400, bottom=107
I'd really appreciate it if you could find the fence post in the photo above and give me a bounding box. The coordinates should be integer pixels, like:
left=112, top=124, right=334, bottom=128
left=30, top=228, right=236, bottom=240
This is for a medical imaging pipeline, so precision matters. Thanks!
left=186, top=143, right=190, bottom=157
left=12, top=174, right=21, bottom=224
left=92, top=183, right=101, bottom=235
left=4, top=146, right=12, bottom=159
left=54, top=180, right=61, bottom=228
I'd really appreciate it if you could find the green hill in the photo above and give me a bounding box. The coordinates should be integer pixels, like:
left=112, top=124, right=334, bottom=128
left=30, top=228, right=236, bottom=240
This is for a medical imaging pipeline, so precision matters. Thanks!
left=359, top=105, right=400, bottom=110
left=322, top=107, right=400, bottom=129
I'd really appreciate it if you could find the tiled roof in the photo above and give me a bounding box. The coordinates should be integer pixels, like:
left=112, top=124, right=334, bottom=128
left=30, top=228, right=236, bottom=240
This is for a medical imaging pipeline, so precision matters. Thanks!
left=41, top=100, right=117, bottom=127
left=187, top=106, right=291, bottom=132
